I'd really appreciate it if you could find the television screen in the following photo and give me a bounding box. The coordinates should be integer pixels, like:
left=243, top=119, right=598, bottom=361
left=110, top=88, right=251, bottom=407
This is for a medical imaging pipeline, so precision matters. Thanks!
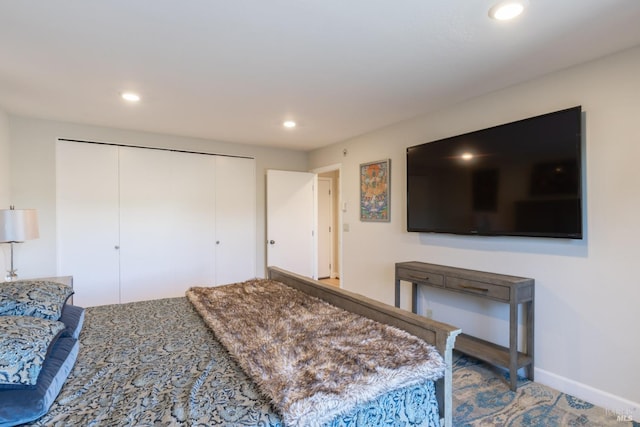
left=406, top=106, right=583, bottom=238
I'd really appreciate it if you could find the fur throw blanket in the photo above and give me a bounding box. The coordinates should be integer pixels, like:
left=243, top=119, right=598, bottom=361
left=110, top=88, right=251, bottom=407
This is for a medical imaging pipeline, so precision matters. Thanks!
left=186, top=279, right=445, bottom=426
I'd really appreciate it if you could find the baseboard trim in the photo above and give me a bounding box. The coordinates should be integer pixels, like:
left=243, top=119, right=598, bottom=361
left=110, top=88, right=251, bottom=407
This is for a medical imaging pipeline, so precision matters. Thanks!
left=535, top=367, right=638, bottom=421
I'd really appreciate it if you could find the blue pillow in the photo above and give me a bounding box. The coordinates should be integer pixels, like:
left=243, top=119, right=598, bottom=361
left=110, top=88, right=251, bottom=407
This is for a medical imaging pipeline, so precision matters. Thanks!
left=0, top=336, right=79, bottom=427
left=0, top=280, right=74, bottom=321
left=59, top=304, right=85, bottom=339
left=0, top=316, right=65, bottom=387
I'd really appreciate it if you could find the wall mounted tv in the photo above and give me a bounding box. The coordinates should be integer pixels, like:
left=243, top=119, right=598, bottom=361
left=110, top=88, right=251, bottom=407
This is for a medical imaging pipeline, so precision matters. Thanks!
left=406, top=106, right=583, bottom=239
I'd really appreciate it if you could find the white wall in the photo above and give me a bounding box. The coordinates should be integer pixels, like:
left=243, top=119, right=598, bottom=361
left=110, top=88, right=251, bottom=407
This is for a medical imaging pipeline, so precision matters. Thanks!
left=0, top=109, right=11, bottom=275
left=8, top=115, right=308, bottom=280
left=309, top=47, right=640, bottom=414
left=0, top=110, right=9, bottom=203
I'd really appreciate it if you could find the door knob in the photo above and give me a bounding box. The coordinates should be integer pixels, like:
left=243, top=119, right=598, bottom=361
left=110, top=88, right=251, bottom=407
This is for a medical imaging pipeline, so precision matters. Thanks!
left=269, top=240, right=276, bottom=245
left=114, top=245, right=120, bottom=250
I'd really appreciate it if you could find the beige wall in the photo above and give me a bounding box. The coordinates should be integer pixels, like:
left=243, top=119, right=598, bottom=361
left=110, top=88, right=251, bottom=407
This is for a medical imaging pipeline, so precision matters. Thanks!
left=0, top=110, right=9, bottom=206
left=8, top=115, right=308, bottom=280
left=309, top=47, right=640, bottom=412
left=0, top=110, right=11, bottom=275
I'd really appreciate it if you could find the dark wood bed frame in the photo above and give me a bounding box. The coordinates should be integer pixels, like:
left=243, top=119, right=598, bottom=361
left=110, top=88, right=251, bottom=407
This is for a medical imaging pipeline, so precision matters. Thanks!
left=268, top=266, right=461, bottom=427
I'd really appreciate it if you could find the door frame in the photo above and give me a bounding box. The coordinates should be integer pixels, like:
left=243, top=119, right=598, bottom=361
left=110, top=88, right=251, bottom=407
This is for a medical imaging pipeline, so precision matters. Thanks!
left=317, top=177, right=333, bottom=279
left=311, top=164, right=343, bottom=285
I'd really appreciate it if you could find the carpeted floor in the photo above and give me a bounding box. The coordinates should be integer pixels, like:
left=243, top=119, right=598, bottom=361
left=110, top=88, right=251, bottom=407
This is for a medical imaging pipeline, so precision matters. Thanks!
left=452, top=352, right=637, bottom=426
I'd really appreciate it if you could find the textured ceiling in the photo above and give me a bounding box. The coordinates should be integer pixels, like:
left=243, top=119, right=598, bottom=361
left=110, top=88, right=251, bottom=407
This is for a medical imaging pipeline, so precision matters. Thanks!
left=1, top=0, right=640, bottom=150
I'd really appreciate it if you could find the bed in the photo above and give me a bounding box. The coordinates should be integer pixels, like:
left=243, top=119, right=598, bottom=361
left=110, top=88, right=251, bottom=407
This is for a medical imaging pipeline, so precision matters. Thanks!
left=2, top=267, right=460, bottom=427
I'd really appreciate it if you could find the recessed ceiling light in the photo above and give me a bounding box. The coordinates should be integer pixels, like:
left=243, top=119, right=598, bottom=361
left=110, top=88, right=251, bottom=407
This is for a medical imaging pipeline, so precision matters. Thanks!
left=489, top=0, right=528, bottom=21
left=461, top=152, right=474, bottom=161
left=121, top=92, right=141, bottom=102
left=283, top=120, right=296, bottom=128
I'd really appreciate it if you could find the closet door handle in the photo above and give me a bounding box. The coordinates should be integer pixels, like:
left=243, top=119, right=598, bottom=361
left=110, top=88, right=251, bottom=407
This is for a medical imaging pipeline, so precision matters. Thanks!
left=114, top=245, right=120, bottom=250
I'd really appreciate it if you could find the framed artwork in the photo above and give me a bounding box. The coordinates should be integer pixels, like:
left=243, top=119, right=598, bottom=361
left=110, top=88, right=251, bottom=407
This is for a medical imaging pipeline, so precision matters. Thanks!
left=360, top=159, right=390, bottom=222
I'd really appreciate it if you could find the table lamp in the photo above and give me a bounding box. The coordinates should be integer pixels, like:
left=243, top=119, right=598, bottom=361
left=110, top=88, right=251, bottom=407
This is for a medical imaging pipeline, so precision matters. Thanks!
left=0, top=206, right=39, bottom=281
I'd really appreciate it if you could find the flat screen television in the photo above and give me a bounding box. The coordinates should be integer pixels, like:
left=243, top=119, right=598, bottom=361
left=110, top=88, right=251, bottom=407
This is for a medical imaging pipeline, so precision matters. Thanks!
left=406, top=106, right=583, bottom=239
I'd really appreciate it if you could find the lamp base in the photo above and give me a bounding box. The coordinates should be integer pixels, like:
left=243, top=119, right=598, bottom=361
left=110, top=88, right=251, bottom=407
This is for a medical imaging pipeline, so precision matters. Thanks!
left=4, top=241, right=19, bottom=281
left=5, top=269, right=18, bottom=281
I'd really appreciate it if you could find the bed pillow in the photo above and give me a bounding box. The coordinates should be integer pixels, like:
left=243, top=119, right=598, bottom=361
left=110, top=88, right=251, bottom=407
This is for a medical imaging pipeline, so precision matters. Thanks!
left=0, top=280, right=74, bottom=321
left=0, top=336, right=79, bottom=427
left=59, top=304, right=85, bottom=339
left=0, top=316, right=65, bottom=388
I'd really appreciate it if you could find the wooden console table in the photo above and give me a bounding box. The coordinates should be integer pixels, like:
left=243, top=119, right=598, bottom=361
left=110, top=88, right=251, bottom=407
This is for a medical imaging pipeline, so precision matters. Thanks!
left=395, top=262, right=534, bottom=391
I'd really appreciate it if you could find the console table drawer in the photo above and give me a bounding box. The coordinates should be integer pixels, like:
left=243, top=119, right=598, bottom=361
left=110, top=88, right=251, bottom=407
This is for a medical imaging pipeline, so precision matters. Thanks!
left=446, top=277, right=510, bottom=301
left=397, top=268, right=444, bottom=287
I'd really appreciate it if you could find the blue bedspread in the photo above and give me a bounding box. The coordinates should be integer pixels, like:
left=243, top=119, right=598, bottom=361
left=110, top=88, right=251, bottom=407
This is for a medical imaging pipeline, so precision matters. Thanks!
left=26, top=297, right=439, bottom=426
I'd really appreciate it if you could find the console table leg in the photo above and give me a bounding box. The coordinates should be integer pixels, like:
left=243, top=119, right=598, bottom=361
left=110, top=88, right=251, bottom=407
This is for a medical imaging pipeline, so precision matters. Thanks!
left=526, top=299, right=535, bottom=381
left=509, top=302, right=518, bottom=391
left=509, top=304, right=518, bottom=391
left=412, top=282, right=418, bottom=314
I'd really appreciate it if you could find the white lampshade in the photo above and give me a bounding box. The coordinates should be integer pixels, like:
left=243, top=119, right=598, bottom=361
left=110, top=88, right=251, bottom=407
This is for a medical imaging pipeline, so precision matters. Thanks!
left=0, top=208, right=40, bottom=243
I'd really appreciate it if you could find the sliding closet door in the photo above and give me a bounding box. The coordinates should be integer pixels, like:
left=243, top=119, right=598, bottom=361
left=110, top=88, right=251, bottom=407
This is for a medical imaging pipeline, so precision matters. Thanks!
left=214, top=156, right=256, bottom=285
left=56, top=141, right=120, bottom=307
left=118, top=147, right=216, bottom=303
left=58, top=141, right=256, bottom=305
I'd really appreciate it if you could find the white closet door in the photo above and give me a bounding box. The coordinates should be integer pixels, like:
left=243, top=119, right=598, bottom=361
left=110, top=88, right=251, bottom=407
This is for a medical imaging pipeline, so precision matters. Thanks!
left=56, top=141, right=120, bottom=307
left=214, top=156, right=256, bottom=285
left=119, top=147, right=216, bottom=303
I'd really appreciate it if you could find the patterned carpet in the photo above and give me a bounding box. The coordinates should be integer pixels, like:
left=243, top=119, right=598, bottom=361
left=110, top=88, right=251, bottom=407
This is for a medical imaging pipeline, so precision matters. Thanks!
left=452, top=353, right=638, bottom=426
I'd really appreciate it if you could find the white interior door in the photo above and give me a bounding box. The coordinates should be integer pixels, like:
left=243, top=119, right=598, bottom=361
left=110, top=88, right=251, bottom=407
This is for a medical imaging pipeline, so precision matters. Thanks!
left=266, top=170, right=316, bottom=279
left=56, top=141, right=120, bottom=307
left=317, top=178, right=332, bottom=278
left=119, top=148, right=216, bottom=302
left=215, top=156, right=256, bottom=285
